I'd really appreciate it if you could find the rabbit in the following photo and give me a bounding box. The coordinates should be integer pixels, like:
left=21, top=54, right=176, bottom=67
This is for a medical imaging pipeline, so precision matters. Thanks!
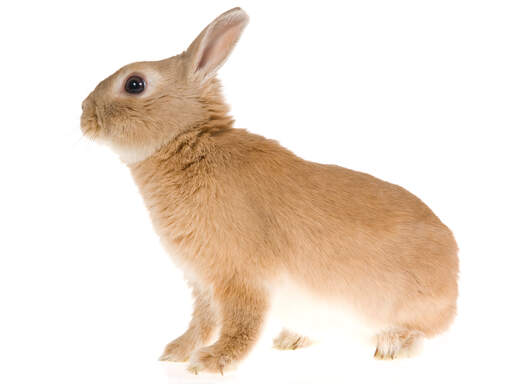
left=80, top=7, right=459, bottom=374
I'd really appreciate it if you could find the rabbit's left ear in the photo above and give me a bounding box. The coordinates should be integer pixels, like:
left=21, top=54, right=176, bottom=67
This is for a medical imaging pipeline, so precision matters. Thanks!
left=184, top=7, right=249, bottom=83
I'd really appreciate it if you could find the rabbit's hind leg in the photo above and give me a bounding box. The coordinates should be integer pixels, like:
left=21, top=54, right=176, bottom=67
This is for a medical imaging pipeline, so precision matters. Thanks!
left=373, top=328, right=424, bottom=360
left=273, top=328, right=313, bottom=350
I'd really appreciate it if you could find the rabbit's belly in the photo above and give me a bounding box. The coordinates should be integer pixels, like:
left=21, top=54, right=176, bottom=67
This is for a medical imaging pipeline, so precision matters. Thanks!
left=267, top=275, right=378, bottom=342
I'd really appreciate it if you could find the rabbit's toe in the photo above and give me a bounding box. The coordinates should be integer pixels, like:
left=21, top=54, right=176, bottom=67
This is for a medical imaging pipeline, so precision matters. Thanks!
left=188, top=345, right=233, bottom=375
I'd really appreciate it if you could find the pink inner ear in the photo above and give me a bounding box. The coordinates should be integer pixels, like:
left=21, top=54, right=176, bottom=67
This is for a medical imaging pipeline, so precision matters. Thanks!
left=197, top=19, right=245, bottom=72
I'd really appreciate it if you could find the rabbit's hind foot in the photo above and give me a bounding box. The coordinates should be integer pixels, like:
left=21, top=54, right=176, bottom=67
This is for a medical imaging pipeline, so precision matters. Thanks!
left=373, top=328, right=424, bottom=360
left=273, top=329, right=313, bottom=350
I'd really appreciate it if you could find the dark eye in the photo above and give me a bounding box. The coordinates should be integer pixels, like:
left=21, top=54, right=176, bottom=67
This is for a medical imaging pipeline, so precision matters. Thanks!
left=124, top=75, right=145, bottom=94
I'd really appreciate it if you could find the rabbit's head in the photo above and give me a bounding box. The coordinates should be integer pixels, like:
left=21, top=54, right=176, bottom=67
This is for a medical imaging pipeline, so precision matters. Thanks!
left=80, top=8, right=248, bottom=164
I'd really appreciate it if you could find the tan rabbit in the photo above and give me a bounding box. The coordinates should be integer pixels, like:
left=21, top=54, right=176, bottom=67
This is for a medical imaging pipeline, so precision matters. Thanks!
left=80, top=7, right=458, bottom=374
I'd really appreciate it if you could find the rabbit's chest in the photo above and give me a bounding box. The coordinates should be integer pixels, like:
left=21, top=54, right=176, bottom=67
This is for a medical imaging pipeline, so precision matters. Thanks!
left=142, top=187, right=219, bottom=270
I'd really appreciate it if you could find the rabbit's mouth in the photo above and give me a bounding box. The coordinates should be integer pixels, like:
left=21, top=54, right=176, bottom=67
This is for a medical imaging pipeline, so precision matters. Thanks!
left=80, top=108, right=103, bottom=141
left=80, top=100, right=101, bottom=140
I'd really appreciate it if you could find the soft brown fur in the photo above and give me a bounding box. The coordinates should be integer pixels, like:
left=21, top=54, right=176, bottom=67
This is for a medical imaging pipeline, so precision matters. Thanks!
left=81, top=8, right=458, bottom=374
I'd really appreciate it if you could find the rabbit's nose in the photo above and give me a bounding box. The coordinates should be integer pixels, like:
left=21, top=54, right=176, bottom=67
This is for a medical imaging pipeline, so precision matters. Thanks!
left=82, top=95, right=93, bottom=111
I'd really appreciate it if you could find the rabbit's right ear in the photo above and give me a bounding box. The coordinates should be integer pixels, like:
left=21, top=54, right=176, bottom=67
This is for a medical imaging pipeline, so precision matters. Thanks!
left=183, top=8, right=249, bottom=84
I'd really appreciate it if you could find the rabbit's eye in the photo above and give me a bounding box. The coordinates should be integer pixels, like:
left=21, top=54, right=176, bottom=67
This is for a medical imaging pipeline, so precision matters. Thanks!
left=124, top=75, right=145, bottom=94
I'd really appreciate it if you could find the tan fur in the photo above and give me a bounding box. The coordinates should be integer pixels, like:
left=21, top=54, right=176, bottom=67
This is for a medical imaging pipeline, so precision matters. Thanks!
left=80, top=7, right=459, bottom=374
left=159, top=282, right=218, bottom=362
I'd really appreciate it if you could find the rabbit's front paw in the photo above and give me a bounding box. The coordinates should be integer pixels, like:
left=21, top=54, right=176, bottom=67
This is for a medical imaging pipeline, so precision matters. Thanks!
left=187, top=345, right=233, bottom=375
left=159, top=338, right=196, bottom=362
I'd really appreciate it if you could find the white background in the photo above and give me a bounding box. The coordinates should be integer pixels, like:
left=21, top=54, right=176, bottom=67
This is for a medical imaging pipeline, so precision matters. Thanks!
left=1, top=1, right=511, bottom=383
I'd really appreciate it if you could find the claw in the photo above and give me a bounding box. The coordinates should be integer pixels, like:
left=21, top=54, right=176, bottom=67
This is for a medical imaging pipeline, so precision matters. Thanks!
left=187, top=366, right=199, bottom=375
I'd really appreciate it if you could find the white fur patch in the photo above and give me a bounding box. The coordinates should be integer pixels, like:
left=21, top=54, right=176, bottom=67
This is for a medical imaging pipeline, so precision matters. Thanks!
left=109, top=141, right=162, bottom=165
left=267, top=275, right=378, bottom=344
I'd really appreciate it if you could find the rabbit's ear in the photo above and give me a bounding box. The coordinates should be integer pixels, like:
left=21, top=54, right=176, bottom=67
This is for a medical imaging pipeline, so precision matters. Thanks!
left=184, top=7, right=249, bottom=83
